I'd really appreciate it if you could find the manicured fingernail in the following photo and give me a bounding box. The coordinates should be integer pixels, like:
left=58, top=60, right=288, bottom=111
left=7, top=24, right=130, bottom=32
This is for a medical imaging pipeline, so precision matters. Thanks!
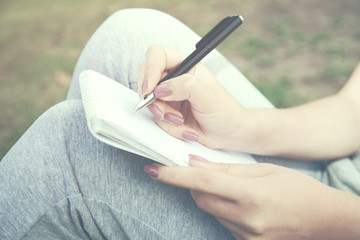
left=154, top=82, right=172, bottom=98
left=182, top=131, right=199, bottom=142
left=148, top=104, right=163, bottom=121
left=141, top=79, right=148, bottom=97
left=164, top=113, right=184, bottom=126
left=188, top=154, right=210, bottom=163
left=144, top=165, right=159, bottom=177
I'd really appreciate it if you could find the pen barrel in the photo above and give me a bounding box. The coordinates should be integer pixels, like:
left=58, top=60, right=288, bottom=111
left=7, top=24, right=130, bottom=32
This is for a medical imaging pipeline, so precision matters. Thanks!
left=159, top=48, right=207, bottom=83
left=196, top=15, right=243, bottom=50
left=159, top=15, right=243, bottom=84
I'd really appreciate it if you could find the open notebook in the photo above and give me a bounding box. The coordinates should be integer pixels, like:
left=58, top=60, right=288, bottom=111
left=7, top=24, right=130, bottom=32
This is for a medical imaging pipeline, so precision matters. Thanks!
left=79, top=69, right=255, bottom=166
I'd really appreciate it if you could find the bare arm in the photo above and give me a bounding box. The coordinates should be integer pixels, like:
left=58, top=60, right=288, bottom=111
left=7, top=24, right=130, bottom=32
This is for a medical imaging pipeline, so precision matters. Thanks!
left=141, top=46, right=360, bottom=239
left=140, top=45, right=360, bottom=160
left=238, top=63, right=360, bottom=160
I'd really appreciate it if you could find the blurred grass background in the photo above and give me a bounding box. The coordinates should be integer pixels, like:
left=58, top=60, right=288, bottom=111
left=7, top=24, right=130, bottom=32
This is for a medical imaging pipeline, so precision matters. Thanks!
left=1, top=0, right=359, bottom=159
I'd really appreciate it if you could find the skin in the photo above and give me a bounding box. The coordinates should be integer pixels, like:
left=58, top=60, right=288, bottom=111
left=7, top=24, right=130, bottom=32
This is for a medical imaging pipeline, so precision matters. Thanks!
left=138, top=44, right=360, bottom=239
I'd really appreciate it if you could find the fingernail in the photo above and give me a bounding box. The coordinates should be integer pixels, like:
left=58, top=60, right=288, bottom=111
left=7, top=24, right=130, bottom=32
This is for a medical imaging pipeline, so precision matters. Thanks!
left=144, top=165, right=159, bottom=177
left=188, top=154, right=210, bottom=163
left=164, top=113, right=184, bottom=126
left=182, top=131, right=199, bottom=142
left=141, top=79, right=148, bottom=97
left=154, top=82, right=172, bottom=98
left=148, top=104, right=163, bottom=121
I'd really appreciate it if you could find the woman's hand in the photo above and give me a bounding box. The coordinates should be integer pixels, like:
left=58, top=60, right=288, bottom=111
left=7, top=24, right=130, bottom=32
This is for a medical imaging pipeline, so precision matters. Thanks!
left=137, top=45, right=251, bottom=150
left=144, top=157, right=360, bottom=240
left=138, top=45, right=360, bottom=160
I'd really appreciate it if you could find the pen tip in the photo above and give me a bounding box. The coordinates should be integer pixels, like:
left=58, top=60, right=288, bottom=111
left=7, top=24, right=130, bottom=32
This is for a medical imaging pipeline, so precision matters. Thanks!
left=134, top=96, right=148, bottom=112
left=134, top=93, right=156, bottom=112
left=134, top=101, right=143, bottom=112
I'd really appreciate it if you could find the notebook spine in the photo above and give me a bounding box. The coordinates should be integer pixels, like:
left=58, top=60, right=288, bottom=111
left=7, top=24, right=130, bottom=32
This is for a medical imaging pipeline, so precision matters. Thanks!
left=79, top=70, right=103, bottom=128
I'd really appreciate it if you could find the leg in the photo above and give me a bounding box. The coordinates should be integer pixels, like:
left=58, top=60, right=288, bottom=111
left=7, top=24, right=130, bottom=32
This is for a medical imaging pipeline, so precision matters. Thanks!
left=67, top=8, right=201, bottom=99
left=323, top=154, right=360, bottom=195
left=67, top=8, right=325, bottom=181
left=67, top=8, right=271, bottom=109
left=0, top=100, right=234, bottom=240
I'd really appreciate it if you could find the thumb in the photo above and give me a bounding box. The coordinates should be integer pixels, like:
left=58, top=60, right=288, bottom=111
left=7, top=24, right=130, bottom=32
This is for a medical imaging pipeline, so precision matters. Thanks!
left=153, top=73, right=217, bottom=113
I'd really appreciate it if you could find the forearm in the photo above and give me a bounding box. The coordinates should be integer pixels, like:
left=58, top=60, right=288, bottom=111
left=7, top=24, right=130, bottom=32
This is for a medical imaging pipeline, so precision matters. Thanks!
left=247, top=95, right=360, bottom=159
left=237, top=63, right=360, bottom=160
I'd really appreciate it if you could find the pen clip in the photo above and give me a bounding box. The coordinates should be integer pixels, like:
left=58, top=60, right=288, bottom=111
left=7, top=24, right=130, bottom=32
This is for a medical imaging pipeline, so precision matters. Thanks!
left=195, top=15, right=243, bottom=50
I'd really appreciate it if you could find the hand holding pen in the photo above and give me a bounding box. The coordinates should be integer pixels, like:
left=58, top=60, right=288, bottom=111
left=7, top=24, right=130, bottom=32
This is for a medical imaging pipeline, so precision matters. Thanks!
left=135, top=15, right=243, bottom=111
left=136, top=15, right=249, bottom=150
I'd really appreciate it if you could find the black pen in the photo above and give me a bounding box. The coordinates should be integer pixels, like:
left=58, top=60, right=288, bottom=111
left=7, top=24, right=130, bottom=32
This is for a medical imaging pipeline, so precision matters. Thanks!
left=134, top=15, right=243, bottom=112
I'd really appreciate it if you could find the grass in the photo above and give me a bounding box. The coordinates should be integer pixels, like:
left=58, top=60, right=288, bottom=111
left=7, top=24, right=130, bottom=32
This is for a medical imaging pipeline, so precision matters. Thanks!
left=1, top=0, right=359, bottom=159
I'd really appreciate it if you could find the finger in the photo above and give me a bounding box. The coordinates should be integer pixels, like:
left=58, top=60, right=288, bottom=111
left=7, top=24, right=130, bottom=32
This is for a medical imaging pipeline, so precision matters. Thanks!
left=215, top=217, right=249, bottom=240
left=137, top=63, right=145, bottom=97
left=156, top=121, right=200, bottom=143
left=153, top=73, right=205, bottom=104
left=153, top=71, right=225, bottom=114
left=153, top=165, right=248, bottom=201
left=143, top=45, right=186, bottom=96
left=148, top=101, right=200, bottom=142
left=148, top=100, right=184, bottom=125
left=190, top=190, right=251, bottom=239
left=138, top=63, right=169, bottom=98
left=190, top=190, right=237, bottom=219
left=189, top=156, right=278, bottom=178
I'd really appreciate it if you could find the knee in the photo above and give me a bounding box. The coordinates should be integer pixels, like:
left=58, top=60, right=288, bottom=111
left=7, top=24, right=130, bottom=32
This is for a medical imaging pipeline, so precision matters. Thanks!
left=39, top=100, right=85, bottom=126
left=2, top=100, right=89, bottom=175
left=30, top=100, right=89, bottom=143
left=106, top=8, right=175, bottom=26
left=101, top=8, right=186, bottom=40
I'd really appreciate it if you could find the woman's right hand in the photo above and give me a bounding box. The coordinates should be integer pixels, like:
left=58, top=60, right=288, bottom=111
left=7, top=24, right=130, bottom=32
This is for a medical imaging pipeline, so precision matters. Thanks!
left=137, top=45, right=254, bottom=151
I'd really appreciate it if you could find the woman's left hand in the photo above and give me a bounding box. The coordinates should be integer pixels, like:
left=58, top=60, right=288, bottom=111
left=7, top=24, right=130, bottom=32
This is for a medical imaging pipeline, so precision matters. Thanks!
left=144, top=156, right=360, bottom=240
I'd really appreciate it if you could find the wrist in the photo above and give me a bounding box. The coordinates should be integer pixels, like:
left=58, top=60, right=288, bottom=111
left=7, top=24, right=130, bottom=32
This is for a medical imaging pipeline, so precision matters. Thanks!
left=228, top=107, right=280, bottom=155
left=222, top=104, right=256, bottom=153
left=303, top=187, right=360, bottom=239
